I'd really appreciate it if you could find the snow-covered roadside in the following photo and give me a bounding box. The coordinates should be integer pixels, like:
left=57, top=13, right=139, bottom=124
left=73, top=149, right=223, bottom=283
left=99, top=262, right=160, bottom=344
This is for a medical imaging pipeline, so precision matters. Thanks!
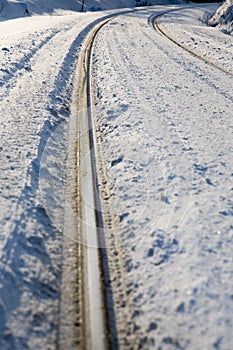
left=92, top=5, right=233, bottom=349
left=0, top=10, right=113, bottom=349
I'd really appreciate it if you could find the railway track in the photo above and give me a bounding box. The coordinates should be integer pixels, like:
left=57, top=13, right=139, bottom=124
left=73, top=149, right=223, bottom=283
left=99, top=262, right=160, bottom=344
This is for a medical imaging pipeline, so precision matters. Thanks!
left=58, top=12, right=142, bottom=350
left=59, top=7, right=232, bottom=350
left=152, top=11, right=233, bottom=77
left=59, top=18, right=113, bottom=350
left=77, top=18, right=112, bottom=350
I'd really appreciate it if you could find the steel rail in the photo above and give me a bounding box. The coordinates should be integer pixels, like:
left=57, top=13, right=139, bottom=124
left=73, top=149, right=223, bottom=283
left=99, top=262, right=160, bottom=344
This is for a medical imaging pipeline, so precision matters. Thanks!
left=60, top=7, right=231, bottom=349
left=153, top=12, right=233, bottom=77
left=77, top=18, right=112, bottom=350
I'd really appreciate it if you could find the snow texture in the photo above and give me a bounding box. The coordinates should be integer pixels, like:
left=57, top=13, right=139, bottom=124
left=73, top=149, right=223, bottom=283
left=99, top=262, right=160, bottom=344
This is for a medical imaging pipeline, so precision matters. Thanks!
left=0, top=0, right=29, bottom=19
left=0, top=1, right=232, bottom=349
left=92, top=4, right=233, bottom=349
left=0, top=0, right=185, bottom=19
left=208, top=0, right=233, bottom=34
left=0, top=6, right=115, bottom=349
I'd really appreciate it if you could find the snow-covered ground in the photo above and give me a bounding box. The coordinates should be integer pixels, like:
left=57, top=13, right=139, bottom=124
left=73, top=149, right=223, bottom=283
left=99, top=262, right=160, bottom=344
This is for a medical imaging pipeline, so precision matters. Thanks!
left=0, top=0, right=232, bottom=349
left=0, top=0, right=133, bottom=18
left=0, top=0, right=184, bottom=18
left=0, top=7, right=113, bottom=349
left=158, top=5, right=233, bottom=73
left=92, top=4, right=233, bottom=349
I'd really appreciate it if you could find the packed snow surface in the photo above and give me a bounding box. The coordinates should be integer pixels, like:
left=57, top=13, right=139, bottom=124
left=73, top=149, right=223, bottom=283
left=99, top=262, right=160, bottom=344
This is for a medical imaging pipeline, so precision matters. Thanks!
left=0, top=1, right=232, bottom=349
left=92, top=4, right=233, bottom=349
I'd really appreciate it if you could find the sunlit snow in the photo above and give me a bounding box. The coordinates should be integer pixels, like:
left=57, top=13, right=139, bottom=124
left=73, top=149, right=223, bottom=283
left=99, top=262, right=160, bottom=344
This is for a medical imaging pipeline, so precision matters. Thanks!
left=0, top=0, right=232, bottom=349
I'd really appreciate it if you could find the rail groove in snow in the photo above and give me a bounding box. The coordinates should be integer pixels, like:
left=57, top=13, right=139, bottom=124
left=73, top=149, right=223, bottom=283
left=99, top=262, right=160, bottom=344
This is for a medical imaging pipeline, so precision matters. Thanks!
left=153, top=12, right=233, bottom=77
left=77, top=18, right=112, bottom=350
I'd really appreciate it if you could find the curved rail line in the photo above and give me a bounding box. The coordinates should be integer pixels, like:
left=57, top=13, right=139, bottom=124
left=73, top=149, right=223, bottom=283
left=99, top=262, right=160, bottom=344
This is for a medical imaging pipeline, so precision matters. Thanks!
left=80, top=10, right=232, bottom=350
left=151, top=12, right=233, bottom=77
left=59, top=17, right=116, bottom=350
left=77, top=18, right=113, bottom=350
left=59, top=7, right=233, bottom=350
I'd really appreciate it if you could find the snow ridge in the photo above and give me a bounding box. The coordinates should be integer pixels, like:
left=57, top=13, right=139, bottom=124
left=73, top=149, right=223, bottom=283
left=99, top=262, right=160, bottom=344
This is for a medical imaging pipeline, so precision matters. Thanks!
left=208, top=0, right=233, bottom=33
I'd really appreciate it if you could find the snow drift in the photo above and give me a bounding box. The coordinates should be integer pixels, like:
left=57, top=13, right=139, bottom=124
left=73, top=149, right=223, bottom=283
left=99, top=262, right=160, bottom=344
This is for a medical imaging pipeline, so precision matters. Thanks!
left=0, top=0, right=185, bottom=20
left=208, top=0, right=233, bottom=33
left=0, top=0, right=136, bottom=18
left=0, top=0, right=29, bottom=19
left=0, top=0, right=7, bottom=13
left=22, top=0, right=82, bottom=14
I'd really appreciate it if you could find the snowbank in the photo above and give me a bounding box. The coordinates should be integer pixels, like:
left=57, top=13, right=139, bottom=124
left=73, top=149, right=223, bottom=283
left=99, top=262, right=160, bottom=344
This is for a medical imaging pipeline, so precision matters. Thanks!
left=208, top=0, right=233, bottom=33
left=0, top=0, right=81, bottom=17
left=0, top=0, right=185, bottom=20
left=23, top=0, right=82, bottom=14
left=0, top=0, right=29, bottom=19
left=19, top=0, right=187, bottom=14
left=0, top=0, right=137, bottom=18
left=84, top=0, right=135, bottom=11
left=0, top=0, right=7, bottom=12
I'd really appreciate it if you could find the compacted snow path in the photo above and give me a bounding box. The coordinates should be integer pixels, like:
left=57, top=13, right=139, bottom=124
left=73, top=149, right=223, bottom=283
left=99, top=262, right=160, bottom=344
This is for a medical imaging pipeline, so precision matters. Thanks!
left=92, top=5, right=233, bottom=349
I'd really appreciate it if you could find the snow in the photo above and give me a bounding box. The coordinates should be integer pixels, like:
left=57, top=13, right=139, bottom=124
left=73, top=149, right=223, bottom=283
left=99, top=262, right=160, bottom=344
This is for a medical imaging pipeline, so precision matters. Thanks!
left=0, top=7, right=113, bottom=348
left=0, top=0, right=232, bottom=349
left=208, top=0, right=233, bottom=33
left=0, top=0, right=185, bottom=19
left=92, top=4, right=233, bottom=349
left=158, top=5, right=233, bottom=73
left=0, top=0, right=29, bottom=19
left=0, top=0, right=132, bottom=18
